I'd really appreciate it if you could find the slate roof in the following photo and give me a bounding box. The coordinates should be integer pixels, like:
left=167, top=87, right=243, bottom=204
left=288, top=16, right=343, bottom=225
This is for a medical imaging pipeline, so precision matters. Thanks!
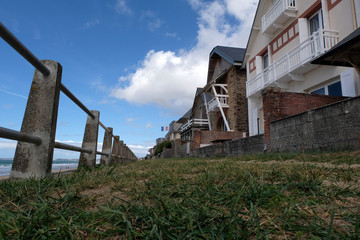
left=210, top=46, right=246, bottom=65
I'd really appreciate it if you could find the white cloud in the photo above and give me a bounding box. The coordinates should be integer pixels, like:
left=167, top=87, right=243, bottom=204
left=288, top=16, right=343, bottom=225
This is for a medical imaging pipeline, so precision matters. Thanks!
left=111, top=0, right=257, bottom=114
left=0, top=140, right=17, bottom=149
left=114, top=0, right=132, bottom=15
left=82, top=19, right=100, bottom=29
left=140, top=10, right=163, bottom=32
left=126, top=118, right=134, bottom=123
left=128, top=144, right=152, bottom=157
left=145, top=123, right=152, bottom=128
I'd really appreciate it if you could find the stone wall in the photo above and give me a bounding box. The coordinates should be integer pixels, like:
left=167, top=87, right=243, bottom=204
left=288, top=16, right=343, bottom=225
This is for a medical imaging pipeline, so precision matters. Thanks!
left=262, top=88, right=347, bottom=149
left=193, top=129, right=245, bottom=147
left=194, top=134, right=264, bottom=158
left=227, top=67, right=248, bottom=132
left=270, top=97, right=360, bottom=152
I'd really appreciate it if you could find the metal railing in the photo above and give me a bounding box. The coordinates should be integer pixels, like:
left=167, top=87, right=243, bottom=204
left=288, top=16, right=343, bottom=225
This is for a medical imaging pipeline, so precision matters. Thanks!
left=0, top=21, right=137, bottom=178
left=247, top=29, right=339, bottom=97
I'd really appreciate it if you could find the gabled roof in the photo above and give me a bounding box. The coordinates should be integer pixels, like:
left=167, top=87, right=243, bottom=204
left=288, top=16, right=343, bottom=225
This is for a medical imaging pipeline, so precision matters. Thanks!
left=210, top=46, right=246, bottom=65
left=178, top=108, right=192, bottom=123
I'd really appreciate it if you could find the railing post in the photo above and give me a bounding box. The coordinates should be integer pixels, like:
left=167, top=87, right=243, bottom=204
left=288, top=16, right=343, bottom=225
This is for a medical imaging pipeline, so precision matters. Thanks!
left=119, top=140, right=124, bottom=163
left=79, top=110, right=100, bottom=168
left=10, top=60, right=62, bottom=179
left=110, top=136, right=119, bottom=164
left=100, top=127, right=113, bottom=165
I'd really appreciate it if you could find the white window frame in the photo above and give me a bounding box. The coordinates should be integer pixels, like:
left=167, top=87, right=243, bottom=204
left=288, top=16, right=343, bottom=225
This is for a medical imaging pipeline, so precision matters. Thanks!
left=308, top=10, right=324, bottom=35
left=310, top=78, right=342, bottom=96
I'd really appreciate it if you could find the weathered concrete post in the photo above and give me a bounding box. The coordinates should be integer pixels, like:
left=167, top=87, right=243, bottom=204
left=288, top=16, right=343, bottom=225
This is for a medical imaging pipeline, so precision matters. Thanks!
left=79, top=110, right=100, bottom=168
left=10, top=60, right=62, bottom=179
left=119, top=140, right=124, bottom=163
left=110, top=136, right=119, bottom=164
left=100, top=127, right=113, bottom=165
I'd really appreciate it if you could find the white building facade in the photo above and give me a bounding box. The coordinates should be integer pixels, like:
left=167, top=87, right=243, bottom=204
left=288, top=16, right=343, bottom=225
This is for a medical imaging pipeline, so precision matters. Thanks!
left=244, top=0, right=360, bottom=136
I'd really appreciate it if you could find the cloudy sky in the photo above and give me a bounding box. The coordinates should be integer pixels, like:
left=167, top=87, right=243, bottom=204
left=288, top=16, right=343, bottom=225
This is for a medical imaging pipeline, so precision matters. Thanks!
left=0, top=0, right=257, bottom=158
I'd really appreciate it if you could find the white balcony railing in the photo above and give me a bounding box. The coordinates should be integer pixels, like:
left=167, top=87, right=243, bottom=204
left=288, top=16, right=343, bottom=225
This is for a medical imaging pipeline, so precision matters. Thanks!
left=208, top=96, right=229, bottom=112
left=262, top=0, right=297, bottom=34
left=180, top=119, right=209, bottom=132
left=247, top=29, right=339, bottom=97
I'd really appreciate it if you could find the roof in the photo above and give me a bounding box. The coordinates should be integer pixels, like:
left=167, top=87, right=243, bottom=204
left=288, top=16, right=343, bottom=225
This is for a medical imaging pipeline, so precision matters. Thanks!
left=178, top=108, right=192, bottom=122
left=210, top=46, right=246, bottom=65
left=311, top=27, right=360, bottom=69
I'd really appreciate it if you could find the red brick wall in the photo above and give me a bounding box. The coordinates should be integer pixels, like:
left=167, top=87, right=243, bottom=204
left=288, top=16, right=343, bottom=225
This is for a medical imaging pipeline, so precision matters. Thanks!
left=262, top=88, right=347, bottom=149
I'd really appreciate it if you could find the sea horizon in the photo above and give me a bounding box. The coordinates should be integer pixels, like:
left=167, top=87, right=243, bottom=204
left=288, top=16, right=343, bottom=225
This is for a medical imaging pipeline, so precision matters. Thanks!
left=0, top=158, right=83, bottom=177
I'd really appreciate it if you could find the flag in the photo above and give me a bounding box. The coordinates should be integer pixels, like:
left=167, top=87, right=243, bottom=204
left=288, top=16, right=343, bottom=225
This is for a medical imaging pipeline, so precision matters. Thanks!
left=161, top=126, right=164, bottom=131
left=166, top=126, right=168, bottom=131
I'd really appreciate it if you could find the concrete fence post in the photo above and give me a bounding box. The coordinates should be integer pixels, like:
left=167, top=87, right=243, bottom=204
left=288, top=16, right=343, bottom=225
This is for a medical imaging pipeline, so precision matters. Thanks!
left=110, top=136, right=119, bottom=164
left=10, top=60, right=62, bottom=179
left=79, top=110, right=100, bottom=168
left=115, top=140, right=122, bottom=163
left=119, top=140, right=124, bottom=163
left=100, top=127, right=113, bottom=165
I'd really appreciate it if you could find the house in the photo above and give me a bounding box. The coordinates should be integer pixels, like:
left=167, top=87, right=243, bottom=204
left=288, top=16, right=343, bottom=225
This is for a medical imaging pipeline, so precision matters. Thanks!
left=177, top=46, right=248, bottom=156
left=244, top=0, right=360, bottom=147
left=165, top=120, right=182, bottom=141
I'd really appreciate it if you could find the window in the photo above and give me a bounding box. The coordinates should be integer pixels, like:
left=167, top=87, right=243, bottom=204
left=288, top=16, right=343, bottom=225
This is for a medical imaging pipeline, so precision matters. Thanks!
left=328, top=81, right=342, bottom=96
left=263, top=53, right=269, bottom=69
left=309, top=11, right=323, bottom=35
left=311, top=81, right=342, bottom=96
left=311, top=87, right=325, bottom=95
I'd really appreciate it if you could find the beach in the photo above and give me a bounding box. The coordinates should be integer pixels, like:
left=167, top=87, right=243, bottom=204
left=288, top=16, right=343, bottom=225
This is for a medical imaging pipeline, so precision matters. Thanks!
left=0, top=159, right=80, bottom=179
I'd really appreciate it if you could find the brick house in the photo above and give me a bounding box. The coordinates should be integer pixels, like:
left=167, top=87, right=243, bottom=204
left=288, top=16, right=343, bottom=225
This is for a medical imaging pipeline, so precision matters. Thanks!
left=177, top=46, right=248, bottom=154
left=244, top=0, right=360, bottom=148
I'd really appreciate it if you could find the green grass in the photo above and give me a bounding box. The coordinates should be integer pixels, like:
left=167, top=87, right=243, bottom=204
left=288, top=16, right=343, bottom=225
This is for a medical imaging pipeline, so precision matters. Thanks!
left=1, top=151, right=360, bottom=239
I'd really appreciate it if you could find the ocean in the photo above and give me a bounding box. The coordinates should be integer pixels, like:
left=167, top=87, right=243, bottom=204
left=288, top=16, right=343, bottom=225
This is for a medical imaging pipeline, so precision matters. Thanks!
left=0, top=159, right=80, bottom=177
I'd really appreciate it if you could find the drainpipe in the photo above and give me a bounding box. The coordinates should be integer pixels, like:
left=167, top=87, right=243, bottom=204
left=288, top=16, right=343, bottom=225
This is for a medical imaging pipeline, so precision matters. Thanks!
left=351, top=0, right=358, bottom=30
left=321, top=0, right=330, bottom=30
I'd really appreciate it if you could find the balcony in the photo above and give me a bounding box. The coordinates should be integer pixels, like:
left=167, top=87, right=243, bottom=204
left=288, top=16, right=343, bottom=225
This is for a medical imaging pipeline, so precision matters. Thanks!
left=247, top=30, right=339, bottom=97
left=206, top=84, right=229, bottom=112
left=262, top=0, right=297, bottom=35
left=208, top=96, right=229, bottom=111
left=180, top=119, right=209, bottom=132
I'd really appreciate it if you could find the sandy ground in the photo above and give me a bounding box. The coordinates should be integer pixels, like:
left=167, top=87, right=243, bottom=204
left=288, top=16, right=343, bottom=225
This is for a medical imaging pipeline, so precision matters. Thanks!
left=0, top=168, right=78, bottom=181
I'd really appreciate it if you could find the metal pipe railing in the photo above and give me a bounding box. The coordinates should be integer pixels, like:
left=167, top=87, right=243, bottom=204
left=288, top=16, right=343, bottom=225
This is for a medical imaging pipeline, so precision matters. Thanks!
left=96, top=151, right=110, bottom=157
left=60, top=84, right=95, bottom=119
left=0, top=126, right=42, bottom=145
left=0, top=22, right=96, bottom=120
left=0, top=22, right=50, bottom=77
left=54, top=141, right=92, bottom=154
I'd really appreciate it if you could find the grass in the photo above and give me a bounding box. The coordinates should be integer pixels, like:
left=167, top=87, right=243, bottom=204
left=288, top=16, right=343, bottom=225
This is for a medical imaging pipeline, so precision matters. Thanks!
left=0, top=151, right=360, bottom=239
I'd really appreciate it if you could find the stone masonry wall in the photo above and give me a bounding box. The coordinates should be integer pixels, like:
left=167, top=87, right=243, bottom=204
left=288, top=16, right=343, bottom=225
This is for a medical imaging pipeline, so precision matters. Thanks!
left=227, top=67, right=248, bottom=133
left=270, top=97, right=360, bottom=152
left=194, top=134, right=264, bottom=158
left=262, top=88, right=346, bottom=149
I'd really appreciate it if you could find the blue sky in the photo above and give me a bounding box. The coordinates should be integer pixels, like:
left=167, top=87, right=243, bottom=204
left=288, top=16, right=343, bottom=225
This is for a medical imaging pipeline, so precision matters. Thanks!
left=0, top=0, right=257, bottom=158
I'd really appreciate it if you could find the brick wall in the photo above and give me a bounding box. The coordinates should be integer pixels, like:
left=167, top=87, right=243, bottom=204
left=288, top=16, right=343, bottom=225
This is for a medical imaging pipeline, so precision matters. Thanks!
left=270, top=96, right=360, bottom=152
left=262, top=88, right=346, bottom=149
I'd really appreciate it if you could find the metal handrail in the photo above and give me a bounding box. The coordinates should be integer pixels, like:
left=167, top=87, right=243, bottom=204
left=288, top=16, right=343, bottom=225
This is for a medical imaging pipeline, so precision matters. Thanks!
left=0, top=22, right=50, bottom=76
left=0, top=21, right=125, bottom=160
left=54, top=141, right=92, bottom=154
left=0, top=126, right=42, bottom=145
left=0, top=21, right=95, bottom=120
left=60, top=84, right=95, bottom=119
